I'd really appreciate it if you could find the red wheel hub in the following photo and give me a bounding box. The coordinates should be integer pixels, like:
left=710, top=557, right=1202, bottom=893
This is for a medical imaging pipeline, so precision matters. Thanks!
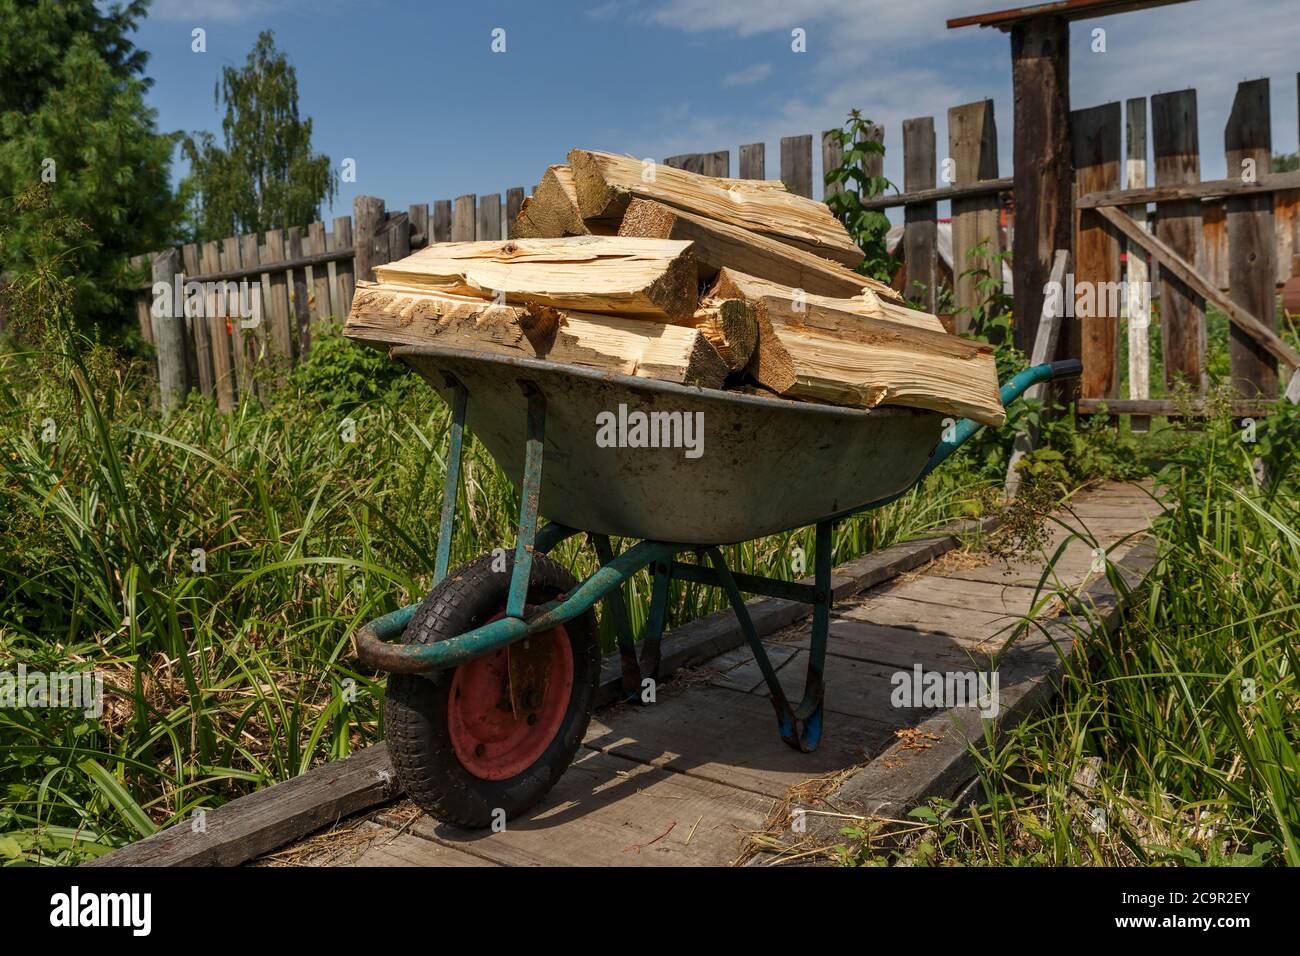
left=447, top=617, right=574, bottom=781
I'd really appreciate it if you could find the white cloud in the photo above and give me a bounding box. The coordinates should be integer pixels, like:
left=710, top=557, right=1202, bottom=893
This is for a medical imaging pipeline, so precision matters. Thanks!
left=637, top=0, right=1300, bottom=206
left=587, top=1, right=630, bottom=21
left=149, top=0, right=290, bottom=22
left=723, top=63, right=772, bottom=87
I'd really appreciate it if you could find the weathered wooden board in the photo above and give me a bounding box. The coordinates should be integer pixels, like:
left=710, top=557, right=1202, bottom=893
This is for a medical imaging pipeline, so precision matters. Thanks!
left=1224, top=78, right=1278, bottom=398
left=407, top=749, right=771, bottom=866
left=1072, top=102, right=1123, bottom=400
left=349, top=830, right=500, bottom=867
left=1126, top=97, right=1153, bottom=432
left=583, top=686, right=892, bottom=798
left=840, top=596, right=1025, bottom=646
left=738, top=649, right=935, bottom=726
left=1010, top=16, right=1072, bottom=358
left=1152, top=89, right=1206, bottom=392
left=948, top=100, right=1001, bottom=331
left=85, top=745, right=400, bottom=867
left=882, top=576, right=1044, bottom=615
left=780, top=134, right=813, bottom=198
left=902, top=116, right=938, bottom=312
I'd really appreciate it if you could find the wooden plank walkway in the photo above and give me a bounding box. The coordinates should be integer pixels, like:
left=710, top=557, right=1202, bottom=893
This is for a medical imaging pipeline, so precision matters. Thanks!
left=250, top=480, right=1161, bottom=868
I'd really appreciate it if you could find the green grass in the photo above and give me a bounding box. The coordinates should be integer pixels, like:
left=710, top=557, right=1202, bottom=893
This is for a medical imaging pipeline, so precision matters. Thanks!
left=839, top=406, right=1300, bottom=867
left=0, top=326, right=998, bottom=864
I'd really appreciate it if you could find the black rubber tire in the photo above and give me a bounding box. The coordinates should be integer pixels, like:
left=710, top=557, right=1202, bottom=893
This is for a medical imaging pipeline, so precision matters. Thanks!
left=383, top=551, right=599, bottom=828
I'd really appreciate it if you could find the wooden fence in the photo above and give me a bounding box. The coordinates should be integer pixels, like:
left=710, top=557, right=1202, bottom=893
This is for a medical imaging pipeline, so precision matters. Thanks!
left=133, top=74, right=1300, bottom=414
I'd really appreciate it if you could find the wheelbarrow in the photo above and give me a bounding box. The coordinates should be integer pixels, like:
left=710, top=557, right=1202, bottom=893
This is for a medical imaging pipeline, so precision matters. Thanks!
left=354, top=343, right=1081, bottom=827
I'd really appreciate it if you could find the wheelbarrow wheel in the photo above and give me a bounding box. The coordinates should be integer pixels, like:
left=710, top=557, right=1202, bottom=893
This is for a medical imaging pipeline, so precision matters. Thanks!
left=384, top=551, right=600, bottom=828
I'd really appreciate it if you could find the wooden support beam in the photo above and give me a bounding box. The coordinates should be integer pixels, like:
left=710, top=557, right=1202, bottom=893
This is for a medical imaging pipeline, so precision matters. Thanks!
left=857, top=177, right=1013, bottom=210
left=1096, top=204, right=1300, bottom=371
left=739, top=143, right=765, bottom=180
left=1010, top=14, right=1072, bottom=358
left=1076, top=168, right=1300, bottom=208
left=1077, top=398, right=1281, bottom=417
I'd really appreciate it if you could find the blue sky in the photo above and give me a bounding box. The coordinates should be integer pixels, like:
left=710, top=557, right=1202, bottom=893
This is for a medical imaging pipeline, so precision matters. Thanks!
left=134, top=0, right=1300, bottom=224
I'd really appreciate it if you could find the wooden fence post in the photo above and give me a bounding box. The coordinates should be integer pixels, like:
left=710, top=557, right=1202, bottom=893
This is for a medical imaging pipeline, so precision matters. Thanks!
left=452, top=195, right=476, bottom=242
left=1010, top=15, right=1072, bottom=357
left=822, top=130, right=844, bottom=200
left=703, top=151, right=729, bottom=177
left=307, top=221, right=332, bottom=323
left=408, top=203, right=429, bottom=249
left=902, top=116, right=938, bottom=313
left=1125, top=97, right=1152, bottom=433
left=1072, top=101, right=1123, bottom=403
left=433, top=200, right=452, bottom=243
left=129, top=255, right=155, bottom=345
left=332, top=216, right=355, bottom=315
left=739, top=143, right=765, bottom=180
left=200, top=239, right=236, bottom=412
left=1152, top=89, right=1207, bottom=393
left=287, top=226, right=312, bottom=355
left=237, top=233, right=264, bottom=398
left=477, top=193, right=502, bottom=241
left=664, top=154, right=704, bottom=174
left=948, top=99, right=1001, bottom=333
left=780, top=135, right=813, bottom=198
left=261, top=228, right=295, bottom=373
left=181, top=242, right=211, bottom=397
left=151, top=247, right=188, bottom=411
left=353, top=196, right=387, bottom=282
left=505, top=188, right=525, bottom=239
left=1225, top=78, right=1278, bottom=398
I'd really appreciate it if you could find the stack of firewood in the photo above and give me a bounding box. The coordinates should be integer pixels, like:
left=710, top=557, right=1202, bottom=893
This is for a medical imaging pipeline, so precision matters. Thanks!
left=344, top=149, right=1004, bottom=425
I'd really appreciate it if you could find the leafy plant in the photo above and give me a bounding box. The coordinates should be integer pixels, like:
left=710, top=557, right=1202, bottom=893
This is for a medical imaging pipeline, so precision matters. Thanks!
left=823, top=109, right=898, bottom=282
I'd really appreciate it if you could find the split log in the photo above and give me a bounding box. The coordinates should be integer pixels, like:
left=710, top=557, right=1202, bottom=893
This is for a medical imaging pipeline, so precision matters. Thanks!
left=676, top=299, right=757, bottom=371
left=345, top=282, right=727, bottom=388
left=708, top=271, right=1003, bottom=423
left=710, top=268, right=944, bottom=334
left=513, top=165, right=590, bottom=239
left=373, top=236, right=698, bottom=322
left=619, top=197, right=877, bottom=298
left=568, top=148, right=864, bottom=268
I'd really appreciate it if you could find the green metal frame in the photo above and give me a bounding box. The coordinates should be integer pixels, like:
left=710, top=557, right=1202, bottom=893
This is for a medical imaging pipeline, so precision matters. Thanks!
left=353, top=359, right=1079, bottom=751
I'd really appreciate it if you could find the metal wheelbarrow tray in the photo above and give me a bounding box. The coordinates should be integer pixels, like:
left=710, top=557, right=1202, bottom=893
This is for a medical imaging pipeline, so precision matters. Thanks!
left=354, top=342, right=1080, bottom=828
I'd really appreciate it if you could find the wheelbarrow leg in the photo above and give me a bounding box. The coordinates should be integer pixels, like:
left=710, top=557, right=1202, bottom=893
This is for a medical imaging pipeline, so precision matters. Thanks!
left=703, top=547, right=823, bottom=752
left=590, top=534, right=642, bottom=700
left=639, top=560, right=672, bottom=683
left=433, top=374, right=468, bottom=586
left=506, top=383, right=546, bottom=619
left=791, top=520, right=832, bottom=751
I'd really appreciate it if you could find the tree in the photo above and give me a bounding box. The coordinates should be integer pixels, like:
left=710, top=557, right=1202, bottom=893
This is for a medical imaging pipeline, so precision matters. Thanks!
left=0, top=0, right=179, bottom=334
left=181, top=30, right=336, bottom=242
